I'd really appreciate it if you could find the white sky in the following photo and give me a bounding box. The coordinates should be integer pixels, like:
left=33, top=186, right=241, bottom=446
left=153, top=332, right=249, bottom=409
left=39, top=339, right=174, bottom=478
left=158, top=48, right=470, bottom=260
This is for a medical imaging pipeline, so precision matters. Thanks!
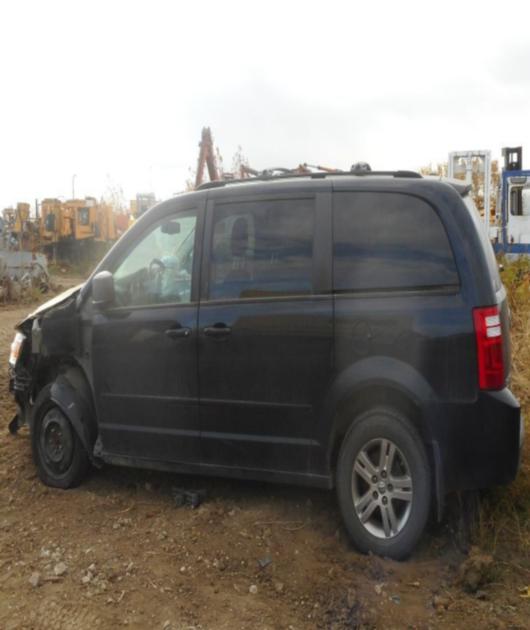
left=1, top=0, right=530, bottom=211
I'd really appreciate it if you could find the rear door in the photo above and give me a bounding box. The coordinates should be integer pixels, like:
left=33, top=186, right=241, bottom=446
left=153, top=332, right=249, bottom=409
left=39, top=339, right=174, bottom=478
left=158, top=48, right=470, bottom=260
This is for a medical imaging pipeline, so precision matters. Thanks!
left=197, top=189, right=333, bottom=478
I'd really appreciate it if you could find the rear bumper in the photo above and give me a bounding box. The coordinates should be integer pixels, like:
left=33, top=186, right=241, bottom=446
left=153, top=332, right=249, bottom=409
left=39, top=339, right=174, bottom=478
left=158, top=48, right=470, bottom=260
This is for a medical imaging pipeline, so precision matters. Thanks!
left=432, top=388, right=523, bottom=493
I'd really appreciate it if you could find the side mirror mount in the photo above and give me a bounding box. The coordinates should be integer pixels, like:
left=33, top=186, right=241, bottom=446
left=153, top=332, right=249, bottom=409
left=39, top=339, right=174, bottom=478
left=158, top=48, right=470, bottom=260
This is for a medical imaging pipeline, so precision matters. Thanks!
left=92, top=271, right=115, bottom=308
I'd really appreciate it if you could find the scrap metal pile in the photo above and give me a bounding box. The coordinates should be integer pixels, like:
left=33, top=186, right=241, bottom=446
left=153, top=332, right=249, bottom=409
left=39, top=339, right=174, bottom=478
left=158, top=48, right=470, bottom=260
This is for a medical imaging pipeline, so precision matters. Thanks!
left=0, top=203, right=50, bottom=301
left=0, top=249, right=50, bottom=302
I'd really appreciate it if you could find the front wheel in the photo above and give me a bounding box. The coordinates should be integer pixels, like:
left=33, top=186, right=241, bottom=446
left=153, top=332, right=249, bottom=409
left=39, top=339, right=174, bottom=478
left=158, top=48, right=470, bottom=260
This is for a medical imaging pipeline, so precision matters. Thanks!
left=31, top=385, right=90, bottom=489
left=336, top=408, right=431, bottom=560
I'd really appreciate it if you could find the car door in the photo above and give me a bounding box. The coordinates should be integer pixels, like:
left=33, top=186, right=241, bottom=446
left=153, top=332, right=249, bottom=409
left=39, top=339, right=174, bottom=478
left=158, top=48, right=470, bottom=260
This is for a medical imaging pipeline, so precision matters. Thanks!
left=198, top=189, right=333, bottom=478
left=91, top=201, right=203, bottom=465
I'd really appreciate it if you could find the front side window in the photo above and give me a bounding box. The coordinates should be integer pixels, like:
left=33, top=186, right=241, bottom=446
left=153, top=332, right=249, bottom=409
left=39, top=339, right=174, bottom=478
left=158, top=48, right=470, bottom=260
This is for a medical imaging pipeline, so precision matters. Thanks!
left=113, top=211, right=197, bottom=307
left=333, top=192, right=459, bottom=292
left=209, top=198, right=314, bottom=300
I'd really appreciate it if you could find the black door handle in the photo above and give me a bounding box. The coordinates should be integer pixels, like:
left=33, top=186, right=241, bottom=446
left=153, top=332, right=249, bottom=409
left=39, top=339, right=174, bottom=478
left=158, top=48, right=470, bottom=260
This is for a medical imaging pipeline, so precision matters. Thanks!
left=203, top=324, right=232, bottom=338
left=165, top=327, right=191, bottom=339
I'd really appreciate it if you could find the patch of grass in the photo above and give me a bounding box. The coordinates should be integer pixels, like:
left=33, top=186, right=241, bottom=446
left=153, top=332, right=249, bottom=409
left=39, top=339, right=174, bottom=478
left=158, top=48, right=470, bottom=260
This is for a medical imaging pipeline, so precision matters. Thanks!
left=477, top=257, right=530, bottom=553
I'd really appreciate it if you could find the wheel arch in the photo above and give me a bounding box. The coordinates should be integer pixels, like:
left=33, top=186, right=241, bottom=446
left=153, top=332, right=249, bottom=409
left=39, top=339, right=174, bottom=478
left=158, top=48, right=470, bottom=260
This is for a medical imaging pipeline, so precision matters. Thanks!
left=31, top=359, right=98, bottom=464
left=320, top=357, right=444, bottom=519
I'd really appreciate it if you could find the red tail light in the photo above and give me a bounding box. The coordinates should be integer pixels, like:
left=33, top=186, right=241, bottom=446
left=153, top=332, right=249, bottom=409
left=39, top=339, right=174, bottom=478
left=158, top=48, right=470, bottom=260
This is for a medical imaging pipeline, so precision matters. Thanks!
left=473, top=306, right=505, bottom=390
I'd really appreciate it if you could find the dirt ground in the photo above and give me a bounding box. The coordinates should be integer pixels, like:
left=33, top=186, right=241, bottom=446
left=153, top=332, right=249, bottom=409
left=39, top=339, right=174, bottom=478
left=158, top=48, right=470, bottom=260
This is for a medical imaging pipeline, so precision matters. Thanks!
left=1, top=294, right=529, bottom=629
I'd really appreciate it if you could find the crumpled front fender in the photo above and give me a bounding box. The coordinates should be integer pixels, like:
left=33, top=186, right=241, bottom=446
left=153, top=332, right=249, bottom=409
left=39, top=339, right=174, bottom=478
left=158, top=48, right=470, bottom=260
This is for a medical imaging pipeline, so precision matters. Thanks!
left=48, top=375, right=98, bottom=465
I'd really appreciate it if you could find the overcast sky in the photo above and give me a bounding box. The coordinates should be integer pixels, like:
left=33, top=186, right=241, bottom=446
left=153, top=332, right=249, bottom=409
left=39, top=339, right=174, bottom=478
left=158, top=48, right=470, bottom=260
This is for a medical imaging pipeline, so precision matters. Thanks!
left=1, top=0, right=530, bottom=211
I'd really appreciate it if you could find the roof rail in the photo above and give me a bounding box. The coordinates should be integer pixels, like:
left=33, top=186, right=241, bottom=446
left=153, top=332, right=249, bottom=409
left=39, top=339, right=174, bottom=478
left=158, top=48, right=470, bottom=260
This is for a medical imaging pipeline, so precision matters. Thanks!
left=196, top=169, right=422, bottom=190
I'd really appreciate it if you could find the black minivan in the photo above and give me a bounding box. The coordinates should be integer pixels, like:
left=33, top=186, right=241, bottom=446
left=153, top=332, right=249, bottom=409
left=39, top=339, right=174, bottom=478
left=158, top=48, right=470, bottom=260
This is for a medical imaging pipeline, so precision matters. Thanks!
left=8, top=170, right=524, bottom=559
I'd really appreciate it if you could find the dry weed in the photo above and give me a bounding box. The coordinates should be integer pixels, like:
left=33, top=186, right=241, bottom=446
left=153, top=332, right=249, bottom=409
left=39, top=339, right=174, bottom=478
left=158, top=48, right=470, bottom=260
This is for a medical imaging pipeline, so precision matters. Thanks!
left=477, top=258, right=530, bottom=552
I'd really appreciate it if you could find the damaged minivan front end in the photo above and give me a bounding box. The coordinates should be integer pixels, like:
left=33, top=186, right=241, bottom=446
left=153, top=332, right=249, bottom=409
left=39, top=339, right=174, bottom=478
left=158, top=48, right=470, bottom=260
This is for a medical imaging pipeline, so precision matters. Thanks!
left=8, top=284, right=85, bottom=436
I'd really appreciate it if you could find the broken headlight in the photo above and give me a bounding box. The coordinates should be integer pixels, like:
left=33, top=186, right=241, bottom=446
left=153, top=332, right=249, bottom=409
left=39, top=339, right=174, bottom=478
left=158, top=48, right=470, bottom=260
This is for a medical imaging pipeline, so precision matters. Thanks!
left=9, top=332, right=26, bottom=368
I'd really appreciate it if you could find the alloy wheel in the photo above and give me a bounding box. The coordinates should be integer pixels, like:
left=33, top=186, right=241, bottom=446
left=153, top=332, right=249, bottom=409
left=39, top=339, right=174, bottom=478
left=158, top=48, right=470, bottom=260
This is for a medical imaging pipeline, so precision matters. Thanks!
left=351, top=438, right=413, bottom=539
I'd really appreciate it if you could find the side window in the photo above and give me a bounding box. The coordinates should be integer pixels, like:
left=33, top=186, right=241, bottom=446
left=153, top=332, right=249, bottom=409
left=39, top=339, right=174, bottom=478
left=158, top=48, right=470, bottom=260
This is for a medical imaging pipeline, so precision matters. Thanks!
left=509, top=186, right=530, bottom=217
left=112, top=211, right=197, bottom=307
left=333, top=192, right=459, bottom=292
left=209, top=198, right=314, bottom=300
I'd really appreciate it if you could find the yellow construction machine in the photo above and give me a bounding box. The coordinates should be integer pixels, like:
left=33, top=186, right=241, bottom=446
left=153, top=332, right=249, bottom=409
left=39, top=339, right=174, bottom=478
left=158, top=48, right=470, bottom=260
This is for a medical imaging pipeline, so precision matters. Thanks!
left=95, top=203, right=117, bottom=242
left=62, top=198, right=98, bottom=241
left=39, top=197, right=119, bottom=262
left=40, top=198, right=67, bottom=245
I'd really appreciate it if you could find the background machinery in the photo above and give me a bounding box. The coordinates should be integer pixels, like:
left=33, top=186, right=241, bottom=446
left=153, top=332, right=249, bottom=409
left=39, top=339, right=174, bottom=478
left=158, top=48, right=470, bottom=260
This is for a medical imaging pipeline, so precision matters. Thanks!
left=496, top=147, right=530, bottom=255
left=448, top=150, right=492, bottom=233
left=192, top=126, right=343, bottom=188
left=194, top=127, right=221, bottom=188
left=2, top=202, right=40, bottom=252
left=130, top=193, right=156, bottom=219
left=1, top=202, right=49, bottom=299
left=39, top=197, right=114, bottom=262
left=449, top=146, right=530, bottom=256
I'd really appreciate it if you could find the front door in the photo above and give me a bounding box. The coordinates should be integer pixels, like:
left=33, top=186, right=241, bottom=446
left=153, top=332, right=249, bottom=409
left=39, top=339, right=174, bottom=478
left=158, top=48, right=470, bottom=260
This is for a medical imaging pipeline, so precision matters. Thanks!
left=198, top=192, right=333, bottom=477
left=91, top=204, right=202, bottom=464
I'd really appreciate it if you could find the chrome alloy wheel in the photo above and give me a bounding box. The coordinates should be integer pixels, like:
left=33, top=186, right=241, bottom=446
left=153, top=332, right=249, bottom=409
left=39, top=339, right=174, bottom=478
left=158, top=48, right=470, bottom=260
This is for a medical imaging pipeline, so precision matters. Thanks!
left=351, top=438, right=413, bottom=539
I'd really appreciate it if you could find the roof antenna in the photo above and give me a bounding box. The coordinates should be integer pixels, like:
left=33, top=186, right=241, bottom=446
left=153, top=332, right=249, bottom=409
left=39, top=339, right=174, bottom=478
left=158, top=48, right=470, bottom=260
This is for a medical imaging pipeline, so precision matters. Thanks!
left=350, top=162, right=372, bottom=173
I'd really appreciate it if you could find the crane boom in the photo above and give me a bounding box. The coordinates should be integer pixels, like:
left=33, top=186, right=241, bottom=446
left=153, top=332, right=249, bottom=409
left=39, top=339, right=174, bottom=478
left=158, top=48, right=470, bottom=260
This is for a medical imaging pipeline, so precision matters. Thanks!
left=195, top=127, right=220, bottom=188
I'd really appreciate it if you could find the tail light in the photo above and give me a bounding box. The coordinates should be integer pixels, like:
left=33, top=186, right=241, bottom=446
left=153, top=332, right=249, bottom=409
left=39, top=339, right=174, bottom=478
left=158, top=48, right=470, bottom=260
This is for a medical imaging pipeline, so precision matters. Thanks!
left=473, top=306, right=505, bottom=390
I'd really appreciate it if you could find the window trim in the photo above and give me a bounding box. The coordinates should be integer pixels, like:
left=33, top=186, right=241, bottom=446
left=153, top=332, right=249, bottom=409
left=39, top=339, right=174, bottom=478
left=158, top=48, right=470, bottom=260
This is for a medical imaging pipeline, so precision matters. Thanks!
left=200, top=194, right=321, bottom=304
left=332, top=284, right=460, bottom=298
left=198, top=293, right=331, bottom=307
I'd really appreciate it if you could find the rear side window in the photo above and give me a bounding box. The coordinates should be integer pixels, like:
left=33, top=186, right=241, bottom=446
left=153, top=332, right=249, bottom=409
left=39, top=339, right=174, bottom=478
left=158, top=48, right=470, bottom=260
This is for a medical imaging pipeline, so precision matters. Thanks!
left=333, top=192, right=459, bottom=292
left=208, top=198, right=314, bottom=300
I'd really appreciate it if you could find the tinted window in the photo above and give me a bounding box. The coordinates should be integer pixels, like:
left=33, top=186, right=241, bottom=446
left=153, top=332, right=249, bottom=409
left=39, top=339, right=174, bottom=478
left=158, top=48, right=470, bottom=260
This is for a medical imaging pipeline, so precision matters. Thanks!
left=333, top=192, right=458, bottom=291
left=209, top=198, right=314, bottom=300
left=113, top=212, right=197, bottom=307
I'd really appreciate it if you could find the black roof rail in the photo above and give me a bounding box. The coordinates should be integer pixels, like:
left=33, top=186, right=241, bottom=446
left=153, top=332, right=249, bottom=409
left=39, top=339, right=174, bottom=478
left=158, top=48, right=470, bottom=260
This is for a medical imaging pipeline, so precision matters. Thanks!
left=198, top=180, right=229, bottom=190
left=392, top=170, right=423, bottom=178
left=196, top=169, right=422, bottom=190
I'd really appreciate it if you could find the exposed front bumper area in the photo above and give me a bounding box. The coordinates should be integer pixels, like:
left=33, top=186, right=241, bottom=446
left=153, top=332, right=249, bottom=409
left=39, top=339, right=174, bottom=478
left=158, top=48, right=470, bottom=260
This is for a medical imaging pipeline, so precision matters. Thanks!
left=435, top=387, right=523, bottom=493
left=8, top=363, right=33, bottom=432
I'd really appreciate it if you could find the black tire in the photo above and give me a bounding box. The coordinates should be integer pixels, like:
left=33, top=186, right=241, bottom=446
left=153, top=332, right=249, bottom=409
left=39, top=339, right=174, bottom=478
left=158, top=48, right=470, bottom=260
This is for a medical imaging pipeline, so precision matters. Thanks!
left=31, top=384, right=90, bottom=489
left=336, top=407, right=431, bottom=560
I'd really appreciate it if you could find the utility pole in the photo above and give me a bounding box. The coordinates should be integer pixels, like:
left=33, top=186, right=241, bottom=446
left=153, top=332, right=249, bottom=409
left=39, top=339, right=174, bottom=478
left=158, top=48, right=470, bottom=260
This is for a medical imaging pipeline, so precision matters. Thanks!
left=72, top=174, right=77, bottom=200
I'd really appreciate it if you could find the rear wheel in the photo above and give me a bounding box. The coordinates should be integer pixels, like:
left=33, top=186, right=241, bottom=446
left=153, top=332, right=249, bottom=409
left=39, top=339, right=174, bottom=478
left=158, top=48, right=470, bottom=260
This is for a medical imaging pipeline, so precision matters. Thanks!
left=336, top=407, right=430, bottom=560
left=31, top=385, right=90, bottom=488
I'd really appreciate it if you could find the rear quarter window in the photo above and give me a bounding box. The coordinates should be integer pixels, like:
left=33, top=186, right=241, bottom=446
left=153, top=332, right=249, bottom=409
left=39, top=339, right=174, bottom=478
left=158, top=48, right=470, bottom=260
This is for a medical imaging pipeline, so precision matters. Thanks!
left=333, top=192, right=459, bottom=292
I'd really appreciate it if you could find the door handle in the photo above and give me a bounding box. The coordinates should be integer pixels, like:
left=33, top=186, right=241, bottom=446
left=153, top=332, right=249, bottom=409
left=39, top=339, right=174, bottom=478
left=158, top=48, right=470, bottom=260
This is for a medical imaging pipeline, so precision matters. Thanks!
left=165, top=327, right=191, bottom=339
left=203, top=324, right=232, bottom=338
